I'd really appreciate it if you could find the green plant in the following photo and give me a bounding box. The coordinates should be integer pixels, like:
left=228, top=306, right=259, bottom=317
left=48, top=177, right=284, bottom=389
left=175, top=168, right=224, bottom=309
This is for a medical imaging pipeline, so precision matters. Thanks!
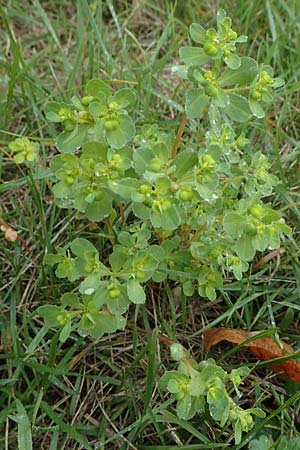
left=14, top=8, right=289, bottom=444
left=161, top=343, right=265, bottom=445
left=8, top=137, right=39, bottom=164
left=249, top=435, right=300, bottom=450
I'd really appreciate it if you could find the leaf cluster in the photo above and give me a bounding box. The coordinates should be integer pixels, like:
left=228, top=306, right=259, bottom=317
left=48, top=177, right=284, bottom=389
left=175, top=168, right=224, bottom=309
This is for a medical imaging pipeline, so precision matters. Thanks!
left=160, top=344, right=265, bottom=445
left=177, top=9, right=284, bottom=123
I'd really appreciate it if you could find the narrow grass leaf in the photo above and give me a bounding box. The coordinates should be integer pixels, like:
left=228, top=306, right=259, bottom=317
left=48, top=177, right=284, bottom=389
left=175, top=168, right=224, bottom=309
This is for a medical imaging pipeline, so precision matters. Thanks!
left=9, top=398, right=33, bottom=450
left=143, top=328, right=158, bottom=412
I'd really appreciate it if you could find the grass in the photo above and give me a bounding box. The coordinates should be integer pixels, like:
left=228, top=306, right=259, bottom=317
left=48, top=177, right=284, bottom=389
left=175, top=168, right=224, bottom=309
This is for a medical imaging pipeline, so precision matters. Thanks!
left=1, top=0, right=300, bottom=449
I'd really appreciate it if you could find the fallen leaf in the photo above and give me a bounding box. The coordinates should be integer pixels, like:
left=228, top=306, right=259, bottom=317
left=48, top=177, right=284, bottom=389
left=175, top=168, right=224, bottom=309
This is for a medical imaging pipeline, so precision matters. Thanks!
left=5, top=227, right=18, bottom=242
left=1, top=223, right=18, bottom=242
left=203, top=328, right=300, bottom=383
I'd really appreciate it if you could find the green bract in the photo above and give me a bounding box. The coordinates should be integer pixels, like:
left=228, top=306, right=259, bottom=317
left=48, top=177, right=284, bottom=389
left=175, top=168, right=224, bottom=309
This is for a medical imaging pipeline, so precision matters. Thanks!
left=8, top=137, right=39, bottom=164
left=45, top=82, right=136, bottom=152
left=178, top=10, right=283, bottom=124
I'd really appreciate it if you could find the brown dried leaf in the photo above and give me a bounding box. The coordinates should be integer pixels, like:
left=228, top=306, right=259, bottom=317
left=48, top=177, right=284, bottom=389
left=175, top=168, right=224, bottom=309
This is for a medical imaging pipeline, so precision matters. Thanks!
left=5, top=227, right=18, bottom=242
left=1, top=223, right=18, bottom=242
left=204, top=327, right=300, bottom=382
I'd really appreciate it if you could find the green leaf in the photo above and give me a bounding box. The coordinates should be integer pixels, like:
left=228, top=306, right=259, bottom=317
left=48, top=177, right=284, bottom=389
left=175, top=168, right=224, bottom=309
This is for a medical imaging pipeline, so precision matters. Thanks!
left=206, top=285, right=217, bottom=301
left=105, top=115, right=135, bottom=149
left=143, top=328, right=158, bottom=412
left=223, top=212, right=245, bottom=239
left=61, top=293, right=81, bottom=308
left=79, top=274, right=101, bottom=295
left=150, top=205, right=181, bottom=230
left=43, top=253, right=62, bottom=266
left=71, top=95, right=84, bottom=110
left=132, top=202, right=151, bottom=220
left=127, top=279, right=146, bottom=304
left=234, top=235, right=256, bottom=261
left=108, top=178, right=139, bottom=200
left=170, top=343, right=186, bottom=362
left=107, top=291, right=130, bottom=315
left=9, top=399, right=32, bottom=450
left=88, top=100, right=106, bottom=117
left=59, top=320, right=71, bottom=343
left=81, top=142, right=108, bottom=162
left=195, top=173, right=219, bottom=203
left=112, top=88, right=136, bottom=108
left=189, top=23, right=206, bottom=43
left=174, top=149, right=198, bottom=179
left=71, top=238, right=97, bottom=256
left=179, top=47, right=212, bottom=65
left=186, top=88, right=209, bottom=119
left=277, top=436, right=300, bottom=450
left=226, top=93, right=252, bottom=122
left=50, top=152, right=78, bottom=173
left=85, top=194, right=113, bottom=222
left=249, top=97, right=265, bottom=118
left=117, top=231, right=134, bottom=248
left=86, top=79, right=112, bottom=98
left=147, top=245, right=166, bottom=265
left=88, top=313, right=125, bottom=338
left=160, top=371, right=188, bottom=391
left=167, top=379, right=181, bottom=394
left=219, top=57, right=258, bottom=86
left=234, top=420, right=242, bottom=445
left=176, top=392, right=192, bottom=420
left=207, top=387, right=230, bottom=421
left=214, top=88, right=229, bottom=108
left=252, top=229, right=269, bottom=252
left=37, top=305, right=63, bottom=327
left=189, top=372, right=206, bottom=397
left=208, top=103, right=222, bottom=132
left=224, top=53, right=241, bottom=69
left=217, top=8, right=227, bottom=22
left=56, top=125, right=89, bottom=153
left=182, top=279, right=194, bottom=297
left=45, top=101, right=65, bottom=122
left=249, top=435, right=274, bottom=450
left=109, top=249, right=128, bottom=272
left=133, top=146, right=154, bottom=175
left=14, top=153, right=25, bottom=164
left=52, top=181, right=71, bottom=198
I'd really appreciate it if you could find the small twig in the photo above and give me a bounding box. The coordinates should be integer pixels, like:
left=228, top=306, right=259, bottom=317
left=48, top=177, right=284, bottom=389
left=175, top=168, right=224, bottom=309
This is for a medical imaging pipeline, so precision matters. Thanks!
left=279, top=202, right=300, bottom=212
left=181, top=224, right=207, bottom=250
left=171, top=112, right=187, bottom=159
left=103, top=217, right=115, bottom=245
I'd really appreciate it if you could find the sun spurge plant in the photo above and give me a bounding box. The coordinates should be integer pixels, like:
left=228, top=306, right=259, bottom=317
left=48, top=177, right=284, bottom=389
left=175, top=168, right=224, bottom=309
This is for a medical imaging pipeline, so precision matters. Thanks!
left=161, top=343, right=265, bottom=445
left=31, top=9, right=288, bottom=443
